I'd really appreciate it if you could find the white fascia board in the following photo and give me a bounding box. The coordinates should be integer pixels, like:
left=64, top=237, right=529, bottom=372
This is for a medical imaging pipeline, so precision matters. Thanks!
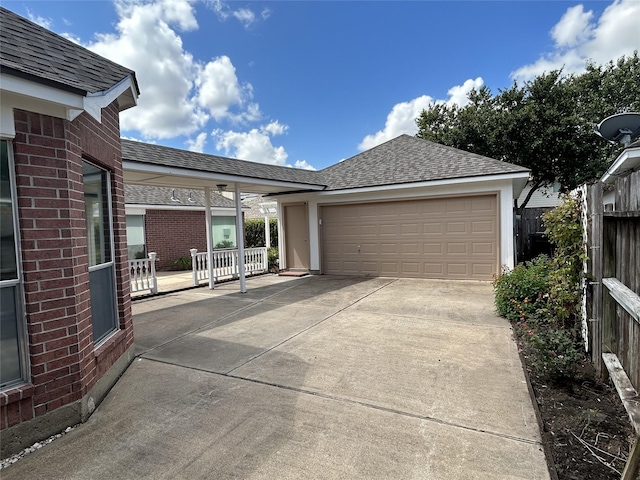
left=601, top=146, right=640, bottom=183
left=125, top=203, right=238, bottom=214
left=317, top=172, right=530, bottom=197
left=84, top=76, right=138, bottom=121
left=0, top=73, right=137, bottom=125
left=122, top=161, right=326, bottom=191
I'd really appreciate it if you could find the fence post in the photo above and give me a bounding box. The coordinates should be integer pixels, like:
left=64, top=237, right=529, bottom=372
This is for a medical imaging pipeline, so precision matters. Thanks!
left=148, top=252, right=157, bottom=294
left=190, top=248, right=198, bottom=286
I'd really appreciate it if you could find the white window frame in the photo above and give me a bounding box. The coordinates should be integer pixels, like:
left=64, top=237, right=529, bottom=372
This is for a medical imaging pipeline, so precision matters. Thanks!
left=0, top=139, right=29, bottom=390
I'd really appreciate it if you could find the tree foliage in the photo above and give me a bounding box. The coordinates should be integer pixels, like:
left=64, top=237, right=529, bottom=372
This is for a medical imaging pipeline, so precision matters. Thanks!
left=416, top=52, right=640, bottom=209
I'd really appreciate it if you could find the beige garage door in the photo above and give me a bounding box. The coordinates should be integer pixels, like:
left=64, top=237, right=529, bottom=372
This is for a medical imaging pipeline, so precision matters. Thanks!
left=321, top=195, right=499, bottom=280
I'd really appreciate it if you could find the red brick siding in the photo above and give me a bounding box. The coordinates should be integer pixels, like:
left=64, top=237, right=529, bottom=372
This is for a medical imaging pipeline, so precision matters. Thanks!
left=1, top=104, right=133, bottom=431
left=145, top=210, right=208, bottom=270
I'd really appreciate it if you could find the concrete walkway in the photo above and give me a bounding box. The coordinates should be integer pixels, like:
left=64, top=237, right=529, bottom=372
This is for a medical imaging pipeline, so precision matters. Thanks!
left=3, top=275, right=550, bottom=479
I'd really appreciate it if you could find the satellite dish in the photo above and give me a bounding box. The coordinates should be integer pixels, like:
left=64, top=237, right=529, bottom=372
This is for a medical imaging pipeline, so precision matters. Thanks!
left=595, top=112, right=640, bottom=146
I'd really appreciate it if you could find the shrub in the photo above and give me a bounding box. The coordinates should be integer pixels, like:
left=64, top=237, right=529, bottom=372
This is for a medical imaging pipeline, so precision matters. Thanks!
left=542, top=195, right=586, bottom=329
left=527, top=328, right=582, bottom=379
left=493, top=255, right=551, bottom=322
left=173, top=256, right=192, bottom=270
left=245, top=219, right=278, bottom=248
left=215, top=240, right=234, bottom=249
left=267, top=247, right=279, bottom=271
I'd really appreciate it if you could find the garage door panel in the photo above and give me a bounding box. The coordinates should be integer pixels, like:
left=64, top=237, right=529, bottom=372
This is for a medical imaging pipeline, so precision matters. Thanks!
left=423, top=223, right=442, bottom=234
left=321, top=195, right=498, bottom=280
left=447, top=243, right=468, bottom=254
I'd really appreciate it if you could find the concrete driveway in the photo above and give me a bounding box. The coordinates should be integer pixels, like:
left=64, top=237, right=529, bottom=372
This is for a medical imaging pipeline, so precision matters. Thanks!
left=2, top=275, right=550, bottom=479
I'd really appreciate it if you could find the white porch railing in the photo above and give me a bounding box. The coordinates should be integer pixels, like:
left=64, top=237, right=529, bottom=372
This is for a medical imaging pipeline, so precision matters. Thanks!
left=129, top=252, right=157, bottom=294
left=190, top=247, right=268, bottom=286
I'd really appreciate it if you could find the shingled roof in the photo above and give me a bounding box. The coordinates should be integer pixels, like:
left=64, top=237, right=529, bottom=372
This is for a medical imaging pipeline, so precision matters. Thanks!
left=121, top=139, right=325, bottom=187
left=125, top=185, right=238, bottom=209
left=0, top=7, right=139, bottom=96
left=320, top=135, right=529, bottom=190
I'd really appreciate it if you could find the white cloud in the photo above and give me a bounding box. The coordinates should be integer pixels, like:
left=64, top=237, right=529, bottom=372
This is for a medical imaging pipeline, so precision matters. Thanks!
left=212, top=121, right=289, bottom=165
left=83, top=0, right=259, bottom=140
left=26, top=8, right=52, bottom=29
left=358, top=77, right=484, bottom=151
left=196, top=56, right=260, bottom=121
left=212, top=121, right=316, bottom=169
left=186, top=132, right=207, bottom=153
left=446, top=77, right=484, bottom=107
left=512, top=0, right=640, bottom=82
left=294, top=160, right=316, bottom=171
left=207, top=0, right=267, bottom=28
left=551, top=5, right=594, bottom=47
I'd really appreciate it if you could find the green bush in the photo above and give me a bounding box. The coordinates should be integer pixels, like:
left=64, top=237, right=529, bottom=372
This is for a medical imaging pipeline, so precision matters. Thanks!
left=542, top=195, right=586, bottom=329
left=493, top=194, right=587, bottom=382
left=173, top=256, right=192, bottom=270
left=493, top=255, right=551, bottom=322
left=245, top=219, right=278, bottom=248
left=527, top=328, right=582, bottom=379
left=215, top=240, right=234, bottom=249
left=267, top=247, right=279, bottom=271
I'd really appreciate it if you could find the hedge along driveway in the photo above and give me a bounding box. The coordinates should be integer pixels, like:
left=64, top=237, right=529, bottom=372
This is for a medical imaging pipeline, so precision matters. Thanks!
left=2, top=275, right=550, bottom=480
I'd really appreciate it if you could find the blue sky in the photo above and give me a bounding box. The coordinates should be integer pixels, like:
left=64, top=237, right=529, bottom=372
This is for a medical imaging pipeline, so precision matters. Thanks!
left=6, top=0, right=640, bottom=170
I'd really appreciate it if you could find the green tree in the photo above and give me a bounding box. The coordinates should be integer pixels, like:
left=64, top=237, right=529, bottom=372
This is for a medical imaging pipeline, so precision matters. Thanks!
left=416, top=52, right=640, bottom=210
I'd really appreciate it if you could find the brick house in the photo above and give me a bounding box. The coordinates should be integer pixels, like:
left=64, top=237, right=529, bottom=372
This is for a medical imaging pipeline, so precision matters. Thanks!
left=124, top=185, right=243, bottom=270
left=0, top=8, right=140, bottom=457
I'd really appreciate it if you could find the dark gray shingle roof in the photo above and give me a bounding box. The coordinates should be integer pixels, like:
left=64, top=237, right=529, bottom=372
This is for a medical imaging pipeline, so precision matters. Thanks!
left=320, top=135, right=529, bottom=190
left=0, top=7, right=139, bottom=95
left=125, top=185, right=237, bottom=209
left=122, top=135, right=529, bottom=193
left=121, top=139, right=325, bottom=187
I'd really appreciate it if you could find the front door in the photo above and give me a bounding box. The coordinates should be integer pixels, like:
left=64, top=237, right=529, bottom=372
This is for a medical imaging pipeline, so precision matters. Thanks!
left=284, top=203, right=310, bottom=270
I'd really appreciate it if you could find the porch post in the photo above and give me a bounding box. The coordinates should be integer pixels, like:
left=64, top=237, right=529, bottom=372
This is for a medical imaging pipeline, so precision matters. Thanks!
left=235, top=184, right=247, bottom=293
left=264, top=214, right=270, bottom=248
left=204, top=186, right=215, bottom=289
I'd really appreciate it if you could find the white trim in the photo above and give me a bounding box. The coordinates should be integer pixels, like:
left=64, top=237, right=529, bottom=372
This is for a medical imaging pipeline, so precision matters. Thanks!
left=125, top=207, right=147, bottom=216
left=0, top=73, right=137, bottom=134
left=235, top=184, right=247, bottom=293
left=601, top=145, right=640, bottom=183
left=317, top=172, right=530, bottom=197
left=124, top=204, right=241, bottom=214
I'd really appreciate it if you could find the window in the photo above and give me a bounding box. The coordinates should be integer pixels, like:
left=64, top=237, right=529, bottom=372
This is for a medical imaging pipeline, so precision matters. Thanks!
left=212, top=216, right=237, bottom=249
left=83, top=161, right=118, bottom=344
left=1, top=140, right=27, bottom=389
left=125, top=215, right=146, bottom=259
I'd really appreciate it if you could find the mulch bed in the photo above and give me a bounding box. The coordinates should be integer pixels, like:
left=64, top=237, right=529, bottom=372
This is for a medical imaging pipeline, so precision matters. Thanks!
left=519, top=345, right=635, bottom=479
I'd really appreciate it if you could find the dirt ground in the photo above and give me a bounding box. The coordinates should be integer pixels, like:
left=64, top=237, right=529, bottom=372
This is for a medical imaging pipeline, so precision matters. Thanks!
left=521, top=351, right=635, bottom=479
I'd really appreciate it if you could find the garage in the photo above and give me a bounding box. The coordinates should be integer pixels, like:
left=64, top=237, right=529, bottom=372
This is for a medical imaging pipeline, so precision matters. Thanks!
left=321, top=194, right=499, bottom=280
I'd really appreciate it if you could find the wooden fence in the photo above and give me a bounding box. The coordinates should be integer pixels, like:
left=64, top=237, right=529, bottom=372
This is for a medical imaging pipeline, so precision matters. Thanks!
left=515, top=207, right=553, bottom=263
left=584, top=169, right=640, bottom=467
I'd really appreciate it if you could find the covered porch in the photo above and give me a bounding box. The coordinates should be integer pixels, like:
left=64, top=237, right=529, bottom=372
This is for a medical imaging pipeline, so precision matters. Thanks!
left=121, top=139, right=325, bottom=294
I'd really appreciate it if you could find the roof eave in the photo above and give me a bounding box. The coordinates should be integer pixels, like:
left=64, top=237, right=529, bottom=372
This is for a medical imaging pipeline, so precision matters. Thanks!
left=601, top=144, right=640, bottom=184
left=0, top=71, right=138, bottom=137
left=321, top=171, right=531, bottom=195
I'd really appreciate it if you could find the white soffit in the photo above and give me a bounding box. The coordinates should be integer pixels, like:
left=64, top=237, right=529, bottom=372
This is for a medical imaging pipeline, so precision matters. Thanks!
left=601, top=146, right=640, bottom=184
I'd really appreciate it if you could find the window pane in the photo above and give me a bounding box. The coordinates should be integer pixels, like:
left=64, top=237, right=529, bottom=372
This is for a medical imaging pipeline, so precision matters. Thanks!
left=126, top=215, right=145, bottom=245
left=83, top=162, right=112, bottom=266
left=0, top=141, right=17, bottom=281
left=89, top=266, right=117, bottom=343
left=213, top=216, right=237, bottom=249
left=83, top=161, right=118, bottom=343
left=1, top=286, right=22, bottom=387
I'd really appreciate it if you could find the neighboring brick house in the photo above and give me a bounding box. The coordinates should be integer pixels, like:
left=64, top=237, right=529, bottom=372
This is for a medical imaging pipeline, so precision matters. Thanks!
left=0, top=8, right=139, bottom=457
left=124, top=185, right=243, bottom=270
